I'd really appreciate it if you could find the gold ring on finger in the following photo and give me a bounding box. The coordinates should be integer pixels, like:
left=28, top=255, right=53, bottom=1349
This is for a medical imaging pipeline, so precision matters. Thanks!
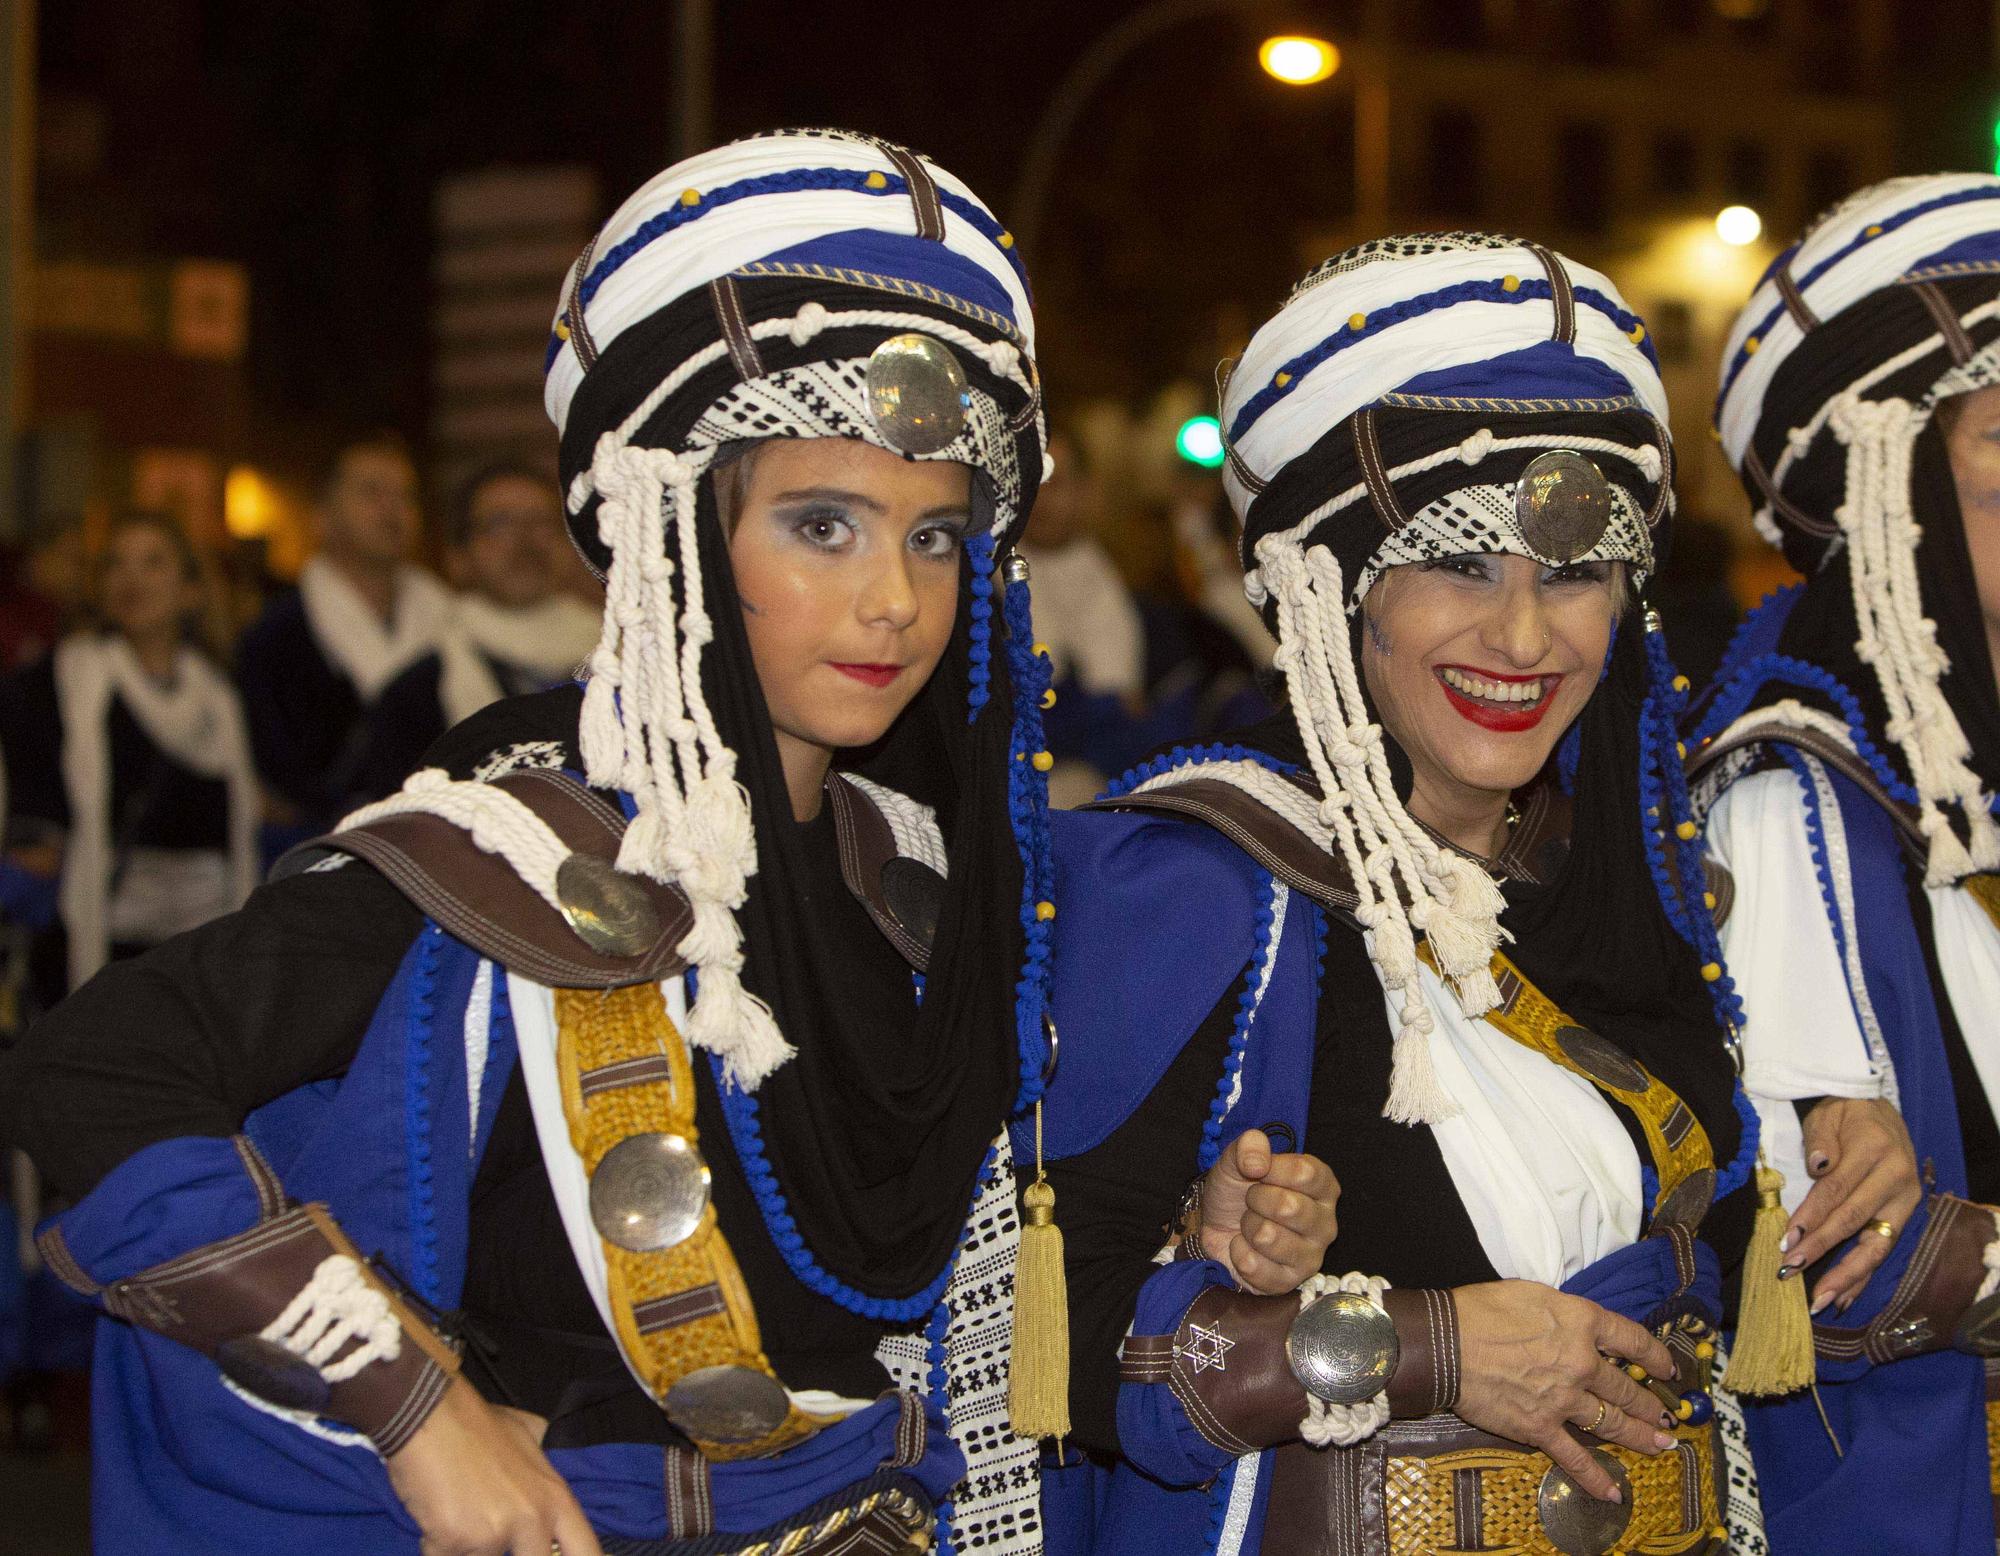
left=1582, top=1398, right=1608, bottom=1436
left=1866, top=1219, right=1897, bottom=1240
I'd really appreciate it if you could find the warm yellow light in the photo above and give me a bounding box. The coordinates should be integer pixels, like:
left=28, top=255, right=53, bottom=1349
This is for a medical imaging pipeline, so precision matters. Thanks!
left=224, top=465, right=278, bottom=539
left=1715, top=205, right=1763, bottom=247
left=1259, top=35, right=1338, bottom=86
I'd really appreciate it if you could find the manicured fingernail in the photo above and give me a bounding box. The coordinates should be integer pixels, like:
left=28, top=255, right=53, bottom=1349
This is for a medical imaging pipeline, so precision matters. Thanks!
left=1659, top=1411, right=1673, bottom=1429
left=1653, top=1431, right=1674, bottom=1451
left=1606, top=1487, right=1623, bottom=1505
left=1810, top=1291, right=1833, bottom=1315
left=1779, top=1229, right=1795, bottom=1254
left=1809, top=1153, right=1831, bottom=1174
left=1776, top=1263, right=1799, bottom=1280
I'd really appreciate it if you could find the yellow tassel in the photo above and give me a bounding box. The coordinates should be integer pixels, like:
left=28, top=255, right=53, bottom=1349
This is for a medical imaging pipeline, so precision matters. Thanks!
left=1723, top=1162, right=1816, bottom=1397
left=1010, top=1103, right=1071, bottom=1440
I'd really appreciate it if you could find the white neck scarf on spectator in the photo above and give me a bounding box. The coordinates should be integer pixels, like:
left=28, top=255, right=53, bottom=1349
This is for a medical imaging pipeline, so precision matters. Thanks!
left=437, top=592, right=601, bottom=727
left=54, top=633, right=258, bottom=989
left=298, top=554, right=450, bottom=703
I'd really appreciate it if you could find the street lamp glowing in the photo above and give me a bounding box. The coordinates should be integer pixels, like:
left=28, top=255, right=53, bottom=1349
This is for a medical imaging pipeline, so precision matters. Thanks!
left=1259, top=35, right=1338, bottom=86
left=1176, top=416, right=1227, bottom=469
left=1715, top=205, right=1763, bottom=247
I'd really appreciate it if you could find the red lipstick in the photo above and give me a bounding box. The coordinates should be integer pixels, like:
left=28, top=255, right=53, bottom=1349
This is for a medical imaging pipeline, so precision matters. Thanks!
left=830, top=662, right=902, bottom=688
left=1433, top=665, right=1563, bottom=733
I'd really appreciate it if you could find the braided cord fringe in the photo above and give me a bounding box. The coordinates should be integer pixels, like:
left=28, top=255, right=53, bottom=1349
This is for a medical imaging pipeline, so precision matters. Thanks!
left=1829, top=393, right=2000, bottom=884
left=1255, top=534, right=1509, bottom=1124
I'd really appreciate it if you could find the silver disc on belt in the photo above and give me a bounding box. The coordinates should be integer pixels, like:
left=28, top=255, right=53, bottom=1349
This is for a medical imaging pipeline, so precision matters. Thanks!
left=1553, top=1024, right=1649, bottom=1094
left=1957, top=1291, right=2000, bottom=1356
left=865, top=332, right=970, bottom=454
left=1537, top=1449, right=1633, bottom=1556
left=664, top=1364, right=792, bottom=1443
left=1648, top=1165, right=1716, bottom=1236
left=1284, top=1290, right=1399, bottom=1404
left=881, top=856, right=946, bottom=953
left=556, top=853, right=661, bottom=958
left=589, top=1132, right=710, bottom=1251
left=1515, top=449, right=1614, bottom=564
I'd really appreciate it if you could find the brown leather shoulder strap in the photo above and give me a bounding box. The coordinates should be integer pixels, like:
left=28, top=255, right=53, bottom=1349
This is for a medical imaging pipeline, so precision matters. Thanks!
left=824, top=773, right=940, bottom=972
left=1086, top=775, right=1363, bottom=919
left=279, top=768, right=693, bottom=989
left=1687, top=718, right=1928, bottom=864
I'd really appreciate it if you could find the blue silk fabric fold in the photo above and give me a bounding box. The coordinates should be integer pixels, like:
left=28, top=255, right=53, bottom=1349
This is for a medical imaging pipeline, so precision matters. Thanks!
left=46, top=927, right=963, bottom=1552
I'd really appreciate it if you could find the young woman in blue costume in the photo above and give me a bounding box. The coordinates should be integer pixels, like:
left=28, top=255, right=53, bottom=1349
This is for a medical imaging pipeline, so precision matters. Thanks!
left=1031, top=233, right=1764, bottom=1556
left=1689, top=173, right=2000, bottom=1555
left=0, top=131, right=1336, bottom=1556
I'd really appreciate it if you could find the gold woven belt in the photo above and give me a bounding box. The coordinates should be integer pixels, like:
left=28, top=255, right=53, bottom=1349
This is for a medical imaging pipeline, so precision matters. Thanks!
left=556, top=984, right=842, bottom=1460
left=1420, top=946, right=1719, bottom=1227
left=1381, top=1419, right=1724, bottom=1556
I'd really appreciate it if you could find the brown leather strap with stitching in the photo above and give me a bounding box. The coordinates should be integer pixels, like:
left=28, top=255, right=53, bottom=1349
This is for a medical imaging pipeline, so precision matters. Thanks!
left=40, top=1152, right=458, bottom=1455
left=1813, top=1191, right=2000, bottom=1364
left=1118, top=1284, right=1461, bottom=1455
left=1686, top=716, right=1929, bottom=864
left=280, top=769, right=694, bottom=989
left=824, top=773, right=932, bottom=972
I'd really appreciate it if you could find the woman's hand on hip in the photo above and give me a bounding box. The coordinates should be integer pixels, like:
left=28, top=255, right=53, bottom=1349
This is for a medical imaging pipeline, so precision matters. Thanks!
left=1196, top=1128, right=1341, bottom=1294
left=1451, top=1280, right=1679, bottom=1502
left=1782, top=1097, right=1922, bottom=1315
left=387, top=1376, right=603, bottom=1556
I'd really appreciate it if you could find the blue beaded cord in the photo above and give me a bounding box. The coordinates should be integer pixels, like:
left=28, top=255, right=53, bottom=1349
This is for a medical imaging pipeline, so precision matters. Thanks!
left=1196, top=871, right=1280, bottom=1174
left=1098, top=742, right=1294, bottom=803
left=702, top=533, right=1057, bottom=1321
left=1637, top=618, right=1759, bottom=1197
left=406, top=923, right=446, bottom=1306
left=964, top=531, right=996, bottom=723
left=999, top=557, right=1058, bottom=1106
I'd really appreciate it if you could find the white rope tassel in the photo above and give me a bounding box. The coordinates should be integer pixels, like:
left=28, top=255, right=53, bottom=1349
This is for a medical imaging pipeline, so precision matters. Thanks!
left=583, top=434, right=791, bottom=1089
left=262, top=1254, right=402, bottom=1384
left=1829, top=395, right=2000, bottom=885
left=1256, top=535, right=1509, bottom=1125
left=1297, top=1272, right=1394, bottom=1447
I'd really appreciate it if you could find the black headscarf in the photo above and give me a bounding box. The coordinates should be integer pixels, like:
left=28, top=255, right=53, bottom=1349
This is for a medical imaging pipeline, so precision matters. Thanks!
left=558, top=271, right=1048, bottom=1304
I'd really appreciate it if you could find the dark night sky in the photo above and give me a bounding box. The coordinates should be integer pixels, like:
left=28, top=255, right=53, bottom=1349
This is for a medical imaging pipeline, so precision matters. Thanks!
left=35, top=0, right=1362, bottom=456
left=33, top=0, right=1999, bottom=465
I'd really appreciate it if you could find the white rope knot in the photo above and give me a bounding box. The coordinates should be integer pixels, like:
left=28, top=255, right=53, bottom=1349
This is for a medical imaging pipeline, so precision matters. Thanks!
left=1297, top=1272, right=1394, bottom=1448
left=1635, top=443, right=1663, bottom=482
left=789, top=300, right=829, bottom=348
left=262, top=1254, right=401, bottom=1385
left=1786, top=423, right=1817, bottom=460
left=983, top=339, right=1020, bottom=377
left=1456, top=428, right=1495, bottom=466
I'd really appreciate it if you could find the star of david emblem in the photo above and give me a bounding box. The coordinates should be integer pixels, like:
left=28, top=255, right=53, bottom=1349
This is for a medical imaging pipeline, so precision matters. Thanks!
left=1180, top=1322, right=1235, bottom=1374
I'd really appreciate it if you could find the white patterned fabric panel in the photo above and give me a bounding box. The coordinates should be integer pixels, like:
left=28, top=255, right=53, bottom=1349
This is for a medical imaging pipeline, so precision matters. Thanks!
left=877, top=1127, right=1038, bottom=1556
left=840, top=772, right=949, bottom=876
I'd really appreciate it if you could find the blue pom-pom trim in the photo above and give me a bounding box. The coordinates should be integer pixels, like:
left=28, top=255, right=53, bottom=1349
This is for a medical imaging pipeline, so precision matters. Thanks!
left=965, top=531, right=996, bottom=723
left=407, top=923, right=445, bottom=1305
left=1197, top=871, right=1280, bottom=1174
left=1098, top=742, right=1294, bottom=802
left=1637, top=622, right=1759, bottom=1197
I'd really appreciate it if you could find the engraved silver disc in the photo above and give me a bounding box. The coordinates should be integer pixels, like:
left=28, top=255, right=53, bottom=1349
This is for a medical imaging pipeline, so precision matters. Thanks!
left=1957, top=1292, right=2000, bottom=1356
left=1538, top=1450, right=1633, bottom=1556
left=556, top=853, right=661, bottom=958
left=1649, top=1165, right=1716, bottom=1236
left=664, top=1364, right=792, bottom=1443
left=881, top=856, right=946, bottom=952
left=1285, top=1290, right=1399, bottom=1404
left=216, top=1335, right=332, bottom=1414
left=589, top=1132, right=710, bottom=1252
left=1553, top=1025, right=1649, bottom=1094
left=1515, top=449, right=1613, bottom=564
left=866, top=332, right=970, bottom=454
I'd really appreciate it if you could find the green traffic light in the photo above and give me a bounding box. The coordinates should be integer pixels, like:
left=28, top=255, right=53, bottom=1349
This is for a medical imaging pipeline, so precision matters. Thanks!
left=1176, top=415, right=1226, bottom=469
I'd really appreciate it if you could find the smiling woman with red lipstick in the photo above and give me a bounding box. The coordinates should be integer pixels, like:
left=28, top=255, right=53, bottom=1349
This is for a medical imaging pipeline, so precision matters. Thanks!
left=1034, top=233, right=1771, bottom=1556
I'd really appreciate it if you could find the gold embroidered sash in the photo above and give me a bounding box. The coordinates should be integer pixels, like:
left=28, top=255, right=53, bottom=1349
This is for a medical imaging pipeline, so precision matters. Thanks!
left=556, top=984, right=842, bottom=1460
